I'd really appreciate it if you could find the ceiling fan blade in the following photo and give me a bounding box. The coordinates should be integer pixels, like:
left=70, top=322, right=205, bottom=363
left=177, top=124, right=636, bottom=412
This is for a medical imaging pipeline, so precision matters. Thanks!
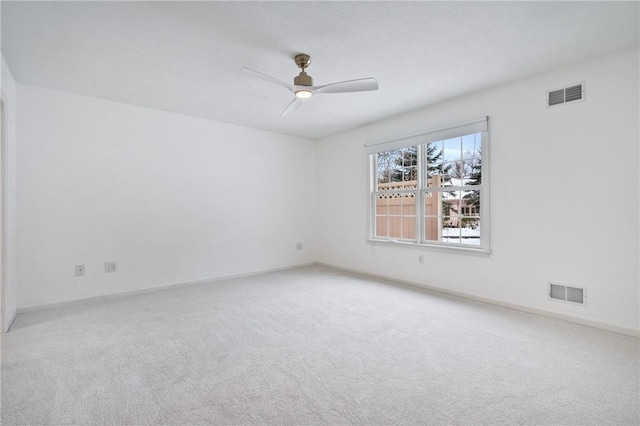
left=241, top=67, right=294, bottom=92
left=314, top=78, right=378, bottom=94
left=281, top=97, right=302, bottom=116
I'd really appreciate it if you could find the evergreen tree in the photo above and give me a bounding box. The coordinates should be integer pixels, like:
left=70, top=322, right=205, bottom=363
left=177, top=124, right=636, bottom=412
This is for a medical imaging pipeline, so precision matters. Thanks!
left=425, top=143, right=443, bottom=178
left=377, top=144, right=444, bottom=187
left=391, top=146, right=417, bottom=182
left=463, top=148, right=481, bottom=209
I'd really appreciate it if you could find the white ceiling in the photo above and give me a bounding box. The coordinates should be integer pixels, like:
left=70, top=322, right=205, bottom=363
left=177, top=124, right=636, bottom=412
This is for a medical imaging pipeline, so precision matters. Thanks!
left=2, top=1, right=638, bottom=139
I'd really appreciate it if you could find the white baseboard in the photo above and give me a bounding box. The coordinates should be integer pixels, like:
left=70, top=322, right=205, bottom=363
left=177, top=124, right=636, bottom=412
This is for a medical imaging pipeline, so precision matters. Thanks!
left=14, top=261, right=639, bottom=338
left=17, top=262, right=316, bottom=315
left=315, top=262, right=640, bottom=338
left=3, top=308, right=17, bottom=333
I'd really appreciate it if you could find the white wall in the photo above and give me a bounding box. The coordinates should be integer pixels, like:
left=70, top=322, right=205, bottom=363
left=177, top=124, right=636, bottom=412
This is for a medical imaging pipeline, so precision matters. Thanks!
left=317, top=47, right=639, bottom=334
left=17, top=85, right=317, bottom=308
left=1, top=56, right=18, bottom=331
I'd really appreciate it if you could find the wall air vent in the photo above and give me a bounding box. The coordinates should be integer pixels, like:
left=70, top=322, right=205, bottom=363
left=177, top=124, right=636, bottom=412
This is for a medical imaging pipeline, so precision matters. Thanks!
left=548, top=282, right=586, bottom=305
left=547, top=83, right=585, bottom=107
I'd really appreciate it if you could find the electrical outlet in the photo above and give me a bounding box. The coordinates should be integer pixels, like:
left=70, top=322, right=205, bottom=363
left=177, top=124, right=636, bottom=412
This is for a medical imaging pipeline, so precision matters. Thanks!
left=104, top=261, right=117, bottom=273
left=418, top=255, right=424, bottom=264
left=75, top=265, right=85, bottom=276
left=296, top=243, right=303, bottom=251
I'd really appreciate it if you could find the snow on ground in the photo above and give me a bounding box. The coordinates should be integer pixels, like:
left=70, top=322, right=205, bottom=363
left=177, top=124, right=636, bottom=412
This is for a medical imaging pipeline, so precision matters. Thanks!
left=441, top=227, right=480, bottom=245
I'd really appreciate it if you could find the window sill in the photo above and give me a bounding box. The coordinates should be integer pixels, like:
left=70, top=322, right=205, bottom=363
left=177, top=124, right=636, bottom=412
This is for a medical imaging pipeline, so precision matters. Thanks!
left=367, top=238, right=492, bottom=257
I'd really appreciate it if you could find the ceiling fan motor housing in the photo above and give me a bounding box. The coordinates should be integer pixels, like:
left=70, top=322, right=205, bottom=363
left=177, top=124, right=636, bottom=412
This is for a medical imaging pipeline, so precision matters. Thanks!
left=294, top=71, right=313, bottom=86
left=294, top=53, right=313, bottom=86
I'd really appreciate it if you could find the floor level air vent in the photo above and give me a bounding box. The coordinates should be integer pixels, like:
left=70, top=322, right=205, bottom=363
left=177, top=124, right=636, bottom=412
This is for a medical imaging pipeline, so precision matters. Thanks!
left=547, top=83, right=584, bottom=107
left=548, top=282, right=586, bottom=305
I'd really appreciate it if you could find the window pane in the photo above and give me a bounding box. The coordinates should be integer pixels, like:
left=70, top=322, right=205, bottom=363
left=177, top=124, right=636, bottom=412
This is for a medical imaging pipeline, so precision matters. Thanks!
left=376, top=147, right=418, bottom=191
left=443, top=137, right=462, bottom=163
left=375, top=192, right=416, bottom=241
left=426, top=164, right=443, bottom=188
left=400, top=146, right=417, bottom=183
left=442, top=192, right=462, bottom=217
left=376, top=151, right=393, bottom=185
left=375, top=195, right=390, bottom=238
left=461, top=217, right=481, bottom=245
left=460, top=160, right=474, bottom=186
left=425, top=191, right=480, bottom=245
left=424, top=191, right=441, bottom=216
left=461, top=135, right=482, bottom=186
left=400, top=195, right=416, bottom=240
left=425, top=142, right=443, bottom=187
left=443, top=192, right=462, bottom=243
left=424, top=216, right=440, bottom=242
left=462, top=189, right=481, bottom=213
left=462, top=133, right=482, bottom=162
left=425, top=142, right=443, bottom=164
left=461, top=190, right=480, bottom=245
left=443, top=161, right=467, bottom=186
left=442, top=223, right=462, bottom=244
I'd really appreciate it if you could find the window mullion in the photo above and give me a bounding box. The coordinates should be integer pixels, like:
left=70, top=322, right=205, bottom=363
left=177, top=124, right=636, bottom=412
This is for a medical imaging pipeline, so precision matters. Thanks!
left=416, top=144, right=424, bottom=243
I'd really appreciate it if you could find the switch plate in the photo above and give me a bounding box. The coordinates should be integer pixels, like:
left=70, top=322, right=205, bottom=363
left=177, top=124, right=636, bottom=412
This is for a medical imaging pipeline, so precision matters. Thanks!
left=105, top=261, right=117, bottom=273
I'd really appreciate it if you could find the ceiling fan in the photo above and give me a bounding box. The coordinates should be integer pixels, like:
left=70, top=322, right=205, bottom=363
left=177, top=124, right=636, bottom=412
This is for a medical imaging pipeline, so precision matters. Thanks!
left=242, top=53, right=378, bottom=116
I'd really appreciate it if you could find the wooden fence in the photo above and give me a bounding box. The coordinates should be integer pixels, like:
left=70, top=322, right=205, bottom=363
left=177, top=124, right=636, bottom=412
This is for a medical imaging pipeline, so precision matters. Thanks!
left=375, top=178, right=441, bottom=240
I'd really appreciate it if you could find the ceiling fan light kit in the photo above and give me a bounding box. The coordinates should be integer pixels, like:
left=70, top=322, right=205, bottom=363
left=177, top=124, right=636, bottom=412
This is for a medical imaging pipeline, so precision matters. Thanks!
left=295, top=89, right=313, bottom=99
left=242, top=53, right=378, bottom=116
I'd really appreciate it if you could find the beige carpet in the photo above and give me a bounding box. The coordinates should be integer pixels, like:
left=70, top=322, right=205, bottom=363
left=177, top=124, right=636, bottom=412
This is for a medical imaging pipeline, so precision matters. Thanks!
left=2, top=265, right=638, bottom=425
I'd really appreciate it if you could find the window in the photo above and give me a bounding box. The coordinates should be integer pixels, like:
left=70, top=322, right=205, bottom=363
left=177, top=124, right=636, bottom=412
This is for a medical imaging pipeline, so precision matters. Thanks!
left=367, top=118, right=489, bottom=252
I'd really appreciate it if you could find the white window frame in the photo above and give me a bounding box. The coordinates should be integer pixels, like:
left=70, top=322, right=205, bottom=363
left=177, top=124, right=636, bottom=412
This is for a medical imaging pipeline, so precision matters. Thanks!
left=366, top=117, right=491, bottom=254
